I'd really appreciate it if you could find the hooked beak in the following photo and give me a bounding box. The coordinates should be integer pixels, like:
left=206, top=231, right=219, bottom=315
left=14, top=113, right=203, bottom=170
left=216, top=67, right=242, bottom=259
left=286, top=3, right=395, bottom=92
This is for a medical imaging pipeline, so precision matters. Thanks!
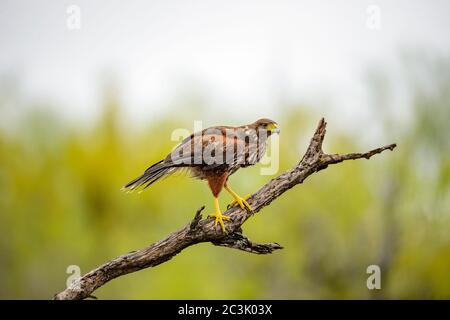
left=267, top=122, right=280, bottom=134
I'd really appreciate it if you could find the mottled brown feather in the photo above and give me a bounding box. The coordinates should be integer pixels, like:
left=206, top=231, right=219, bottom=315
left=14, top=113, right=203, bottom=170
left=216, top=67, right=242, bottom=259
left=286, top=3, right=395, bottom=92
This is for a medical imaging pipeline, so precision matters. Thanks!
left=123, top=119, right=277, bottom=194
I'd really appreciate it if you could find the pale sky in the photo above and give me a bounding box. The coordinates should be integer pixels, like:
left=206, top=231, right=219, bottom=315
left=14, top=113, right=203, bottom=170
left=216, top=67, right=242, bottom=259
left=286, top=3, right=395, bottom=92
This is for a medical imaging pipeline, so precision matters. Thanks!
left=1, top=0, right=450, bottom=131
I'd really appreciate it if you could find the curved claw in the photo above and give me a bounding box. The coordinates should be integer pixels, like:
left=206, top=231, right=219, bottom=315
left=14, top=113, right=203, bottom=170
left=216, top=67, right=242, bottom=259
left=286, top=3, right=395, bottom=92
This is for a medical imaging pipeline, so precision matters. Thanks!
left=227, top=194, right=252, bottom=211
left=208, top=213, right=231, bottom=233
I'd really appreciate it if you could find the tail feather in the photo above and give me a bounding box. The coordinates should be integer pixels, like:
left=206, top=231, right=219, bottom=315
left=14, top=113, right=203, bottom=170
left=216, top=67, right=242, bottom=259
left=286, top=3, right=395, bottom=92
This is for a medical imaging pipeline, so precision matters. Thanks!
left=122, top=160, right=175, bottom=192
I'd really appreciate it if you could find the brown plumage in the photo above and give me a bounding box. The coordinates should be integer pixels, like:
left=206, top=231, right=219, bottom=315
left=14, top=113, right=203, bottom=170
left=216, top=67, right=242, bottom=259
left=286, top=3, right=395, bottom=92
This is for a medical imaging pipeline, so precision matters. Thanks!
left=123, top=118, right=279, bottom=232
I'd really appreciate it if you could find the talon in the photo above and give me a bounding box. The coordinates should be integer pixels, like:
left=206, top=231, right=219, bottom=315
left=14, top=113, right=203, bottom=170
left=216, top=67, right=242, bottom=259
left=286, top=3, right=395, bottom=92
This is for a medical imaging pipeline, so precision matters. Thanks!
left=208, top=213, right=230, bottom=233
left=208, top=197, right=229, bottom=233
left=228, top=194, right=252, bottom=211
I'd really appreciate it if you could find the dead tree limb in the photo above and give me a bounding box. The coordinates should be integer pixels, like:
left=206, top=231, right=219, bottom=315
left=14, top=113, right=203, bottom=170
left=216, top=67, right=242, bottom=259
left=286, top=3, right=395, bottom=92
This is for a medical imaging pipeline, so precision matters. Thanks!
left=54, top=118, right=396, bottom=300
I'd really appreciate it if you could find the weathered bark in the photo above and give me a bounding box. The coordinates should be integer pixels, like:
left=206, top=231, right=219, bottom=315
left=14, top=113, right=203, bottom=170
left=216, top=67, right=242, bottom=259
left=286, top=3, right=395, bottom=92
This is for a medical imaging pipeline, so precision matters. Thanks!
left=54, top=118, right=396, bottom=300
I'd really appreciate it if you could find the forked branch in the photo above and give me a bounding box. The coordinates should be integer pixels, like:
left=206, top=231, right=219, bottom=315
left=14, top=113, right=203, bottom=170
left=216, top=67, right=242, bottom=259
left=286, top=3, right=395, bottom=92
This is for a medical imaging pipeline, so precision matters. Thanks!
left=54, top=118, right=396, bottom=300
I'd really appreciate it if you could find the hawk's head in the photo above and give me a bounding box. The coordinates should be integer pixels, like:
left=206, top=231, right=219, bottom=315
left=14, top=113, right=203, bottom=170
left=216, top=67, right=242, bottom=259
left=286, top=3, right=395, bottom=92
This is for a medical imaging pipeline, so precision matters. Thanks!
left=252, top=118, right=280, bottom=135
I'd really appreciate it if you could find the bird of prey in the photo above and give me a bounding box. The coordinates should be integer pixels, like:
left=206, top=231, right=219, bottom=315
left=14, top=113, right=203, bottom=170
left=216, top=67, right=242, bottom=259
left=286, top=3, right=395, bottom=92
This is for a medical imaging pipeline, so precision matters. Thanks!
left=122, top=118, right=280, bottom=232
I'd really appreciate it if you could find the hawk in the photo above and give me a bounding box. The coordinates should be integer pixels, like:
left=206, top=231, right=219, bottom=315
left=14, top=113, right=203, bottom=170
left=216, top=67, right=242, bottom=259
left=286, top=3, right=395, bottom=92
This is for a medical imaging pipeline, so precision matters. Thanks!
left=122, top=118, right=279, bottom=232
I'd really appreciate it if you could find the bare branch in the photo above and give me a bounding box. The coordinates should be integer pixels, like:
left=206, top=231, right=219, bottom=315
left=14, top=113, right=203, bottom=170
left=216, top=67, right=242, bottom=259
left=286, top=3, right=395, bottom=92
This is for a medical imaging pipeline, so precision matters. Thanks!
left=189, top=206, right=204, bottom=230
left=54, top=118, right=396, bottom=300
left=212, top=231, right=283, bottom=254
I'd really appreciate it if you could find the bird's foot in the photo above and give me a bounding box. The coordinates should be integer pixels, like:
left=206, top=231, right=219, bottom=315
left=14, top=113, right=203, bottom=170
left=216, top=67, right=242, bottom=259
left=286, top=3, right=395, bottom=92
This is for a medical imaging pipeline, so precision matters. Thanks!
left=208, top=212, right=231, bottom=233
left=227, top=194, right=252, bottom=211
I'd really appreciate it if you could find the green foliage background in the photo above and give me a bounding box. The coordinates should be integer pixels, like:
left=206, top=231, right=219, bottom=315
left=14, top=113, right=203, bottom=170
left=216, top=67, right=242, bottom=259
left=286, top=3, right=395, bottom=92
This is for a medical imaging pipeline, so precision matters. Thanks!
left=0, top=55, right=449, bottom=299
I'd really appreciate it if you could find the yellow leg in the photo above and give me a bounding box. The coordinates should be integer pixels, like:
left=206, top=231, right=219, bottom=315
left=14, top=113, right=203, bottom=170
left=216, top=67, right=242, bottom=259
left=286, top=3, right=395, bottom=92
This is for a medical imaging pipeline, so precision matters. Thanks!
left=224, top=184, right=253, bottom=211
left=208, top=197, right=230, bottom=233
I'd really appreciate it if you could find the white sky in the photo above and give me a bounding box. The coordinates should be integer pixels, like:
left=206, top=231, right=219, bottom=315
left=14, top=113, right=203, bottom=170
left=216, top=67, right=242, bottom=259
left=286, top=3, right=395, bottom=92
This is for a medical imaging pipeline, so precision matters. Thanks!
left=1, top=0, right=450, bottom=131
